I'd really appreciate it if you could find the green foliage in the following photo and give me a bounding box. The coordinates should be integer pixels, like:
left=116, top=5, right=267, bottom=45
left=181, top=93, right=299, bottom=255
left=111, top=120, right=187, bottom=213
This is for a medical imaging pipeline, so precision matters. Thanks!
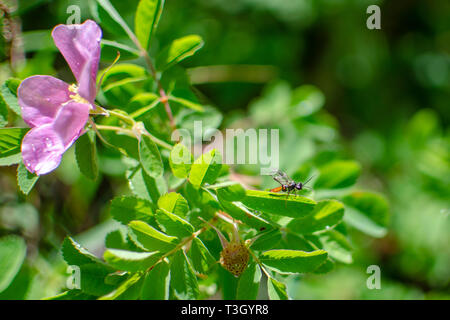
left=75, top=131, right=99, bottom=181
left=267, top=276, right=289, bottom=300
left=236, top=262, right=261, bottom=299
left=260, top=249, right=328, bottom=274
left=156, top=35, right=204, bottom=71
left=103, top=249, right=161, bottom=272
left=1, top=0, right=421, bottom=301
left=287, top=200, right=344, bottom=234
left=170, top=250, right=199, bottom=300
left=101, top=40, right=140, bottom=61
left=314, top=160, right=361, bottom=190
left=141, top=260, right=170, bottom=299
left=242, top=190, right=316, bottom=218
left=129, top=220, right=178, bottom=252
left=0, top=79, right=21, bottom=116
left=157, top=192, right=189, bottom=217
left=0, top=236, right=27, bottom=292
left=135, top=0, right=165, bottom=50
left=342, top=191, right=389, bottom=238
left=188, top=149, right=222, bottom=188
left=0, top=128, right=28, bottom=165
left=169, top=143, right=193, bottom=179
left=188, top=238, right=215, bottom=274
left=17, top=162, right=39, bottom=195
left=139, top=134, right=163, bottom=178
left=110, top=196, right=154, bottom=225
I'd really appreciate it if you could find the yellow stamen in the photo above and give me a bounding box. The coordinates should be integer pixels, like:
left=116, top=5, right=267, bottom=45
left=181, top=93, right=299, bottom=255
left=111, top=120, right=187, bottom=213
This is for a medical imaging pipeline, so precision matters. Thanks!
left=68, top=83, right=90, bottom=105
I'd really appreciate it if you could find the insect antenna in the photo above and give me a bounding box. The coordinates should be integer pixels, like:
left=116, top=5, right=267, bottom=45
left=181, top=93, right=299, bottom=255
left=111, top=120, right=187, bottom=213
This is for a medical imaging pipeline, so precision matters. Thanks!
left=303, top=174, right=315, bottom=187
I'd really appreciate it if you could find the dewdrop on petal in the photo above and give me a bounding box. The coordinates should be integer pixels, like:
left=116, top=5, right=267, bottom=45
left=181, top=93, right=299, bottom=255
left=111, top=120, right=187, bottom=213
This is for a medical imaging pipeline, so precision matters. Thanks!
left=199, top=216, right=249, bottom=277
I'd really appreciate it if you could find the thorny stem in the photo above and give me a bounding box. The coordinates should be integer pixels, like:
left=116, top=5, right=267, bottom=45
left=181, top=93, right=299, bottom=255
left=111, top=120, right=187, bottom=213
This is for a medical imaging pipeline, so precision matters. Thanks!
left=135, top=41, right=175, bottom=130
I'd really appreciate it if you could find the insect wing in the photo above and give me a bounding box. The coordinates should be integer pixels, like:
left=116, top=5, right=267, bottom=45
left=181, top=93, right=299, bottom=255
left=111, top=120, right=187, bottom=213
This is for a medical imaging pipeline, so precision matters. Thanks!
left=271, top=169, right=293, bottom=185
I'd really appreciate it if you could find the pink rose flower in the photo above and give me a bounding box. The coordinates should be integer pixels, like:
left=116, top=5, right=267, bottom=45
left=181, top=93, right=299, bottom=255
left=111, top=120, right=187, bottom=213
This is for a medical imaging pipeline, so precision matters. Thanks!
left=19, top=20, right=102, bottom=175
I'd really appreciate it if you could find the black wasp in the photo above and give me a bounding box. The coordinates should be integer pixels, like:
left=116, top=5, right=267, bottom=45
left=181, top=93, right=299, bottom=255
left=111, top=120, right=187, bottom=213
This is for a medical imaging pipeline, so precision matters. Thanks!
left=270, top=169, right=313, bottom=197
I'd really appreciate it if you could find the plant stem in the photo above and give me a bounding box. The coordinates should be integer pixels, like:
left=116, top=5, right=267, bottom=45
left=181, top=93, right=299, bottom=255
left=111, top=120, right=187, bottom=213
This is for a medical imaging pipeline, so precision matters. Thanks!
left=140, top=49, right=176, bottom=130
left=107, top=109, right=135, bottom=125
left=146, top=217, right=218, bottom=273
left=96, top=124, right=173, bottom=150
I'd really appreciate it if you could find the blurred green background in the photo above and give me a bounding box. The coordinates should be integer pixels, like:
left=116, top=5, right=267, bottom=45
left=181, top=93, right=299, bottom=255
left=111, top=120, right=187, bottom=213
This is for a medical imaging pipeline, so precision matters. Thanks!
left=0, top=0, right=448, bottom=299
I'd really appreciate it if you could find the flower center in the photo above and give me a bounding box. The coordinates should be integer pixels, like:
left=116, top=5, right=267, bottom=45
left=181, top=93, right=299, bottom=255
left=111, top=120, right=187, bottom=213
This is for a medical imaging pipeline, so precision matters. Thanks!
left=68, top=83, right=90, bottom=105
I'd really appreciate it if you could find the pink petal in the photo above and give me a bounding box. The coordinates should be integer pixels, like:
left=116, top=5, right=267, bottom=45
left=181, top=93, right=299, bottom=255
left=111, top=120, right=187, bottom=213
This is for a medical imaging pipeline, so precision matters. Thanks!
left=18, top=76, right=71, bottom=127
left=52, top=20, right=102, bottom=102
left=21, top=125, right=65, bottom=175
left=21, top=101, right=91, bottom=175
left=77, top=58, right=96, bottom=104
left=52, top=101, right=90, bottom=147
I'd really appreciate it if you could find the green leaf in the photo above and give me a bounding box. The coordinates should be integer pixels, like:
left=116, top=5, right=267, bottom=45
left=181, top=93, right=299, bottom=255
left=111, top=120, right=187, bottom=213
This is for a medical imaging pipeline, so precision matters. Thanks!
left=95, top=0, right=135, bottom=40
left=0, top=96, right=7, bottom=128
left=169, top=143, right=193, bottom=179
left=170, top=250, right=199, bottom=300
left=17, top=162, right=39, bottom=195
left=99, top=115, right=139, bottom=158
left=0, top=127, right=28, bottom=166
left=156, top=35, right=204, bottom=71
left=217, top=197, right=272, bottom=230
left=110, top=196, right=154, bottom=225
left=135, top=0, right=164, bottom=50
left=101, top=40, right=140, bottom=61
left=287, top=200, right=344, bottom=234
left=103, top=77, right=148, bottom=107
left=157, top=192, right=189, bottom=217
left=260, top=249, right=328, bottom=274
left=241, top=190, right=316, bottom=218
left=79, top=264, right=117, bottom=297
left=236, top=262, right=261, bottom=300
left=128, top=92, right=159, bottom=118
left=75, top=131, right=99, bottom=180
left=313, top=258, right=335, bottom=274
left=45, top=290, right=96, bottom=300
left=99, top=272, right=142, bottom=300
left=267, top=277, right=288, bottom=300
left=0, top=236, right=26, bottom=292
left=188, top=238, right=216, bottom=274
left=128, top=166, right=167, bottom=203
left=105, top=229, right=130, bottom=250
left=314, top=160, right=361, bottom=189
left=61, top=237, right=103, bottom=266
left=0, top=263, right=33, bottom=299
left=104, top=249, right=161, bottom=272
left=319, top=229, right=353, bottom=264
left=188, top=149, right=222, bottom=189
left=102, top=63, right=147, bottom=82
left=282, top=233, right=316, bottom=252
left=250, top=229, right=282, bottom=251
left=129, top=220, right=178, bottom=252
left=141, top=260, right=170, bottom=299
left=207, top=181, right=246, bottom=201
left=342, top=191, right=389, bottom=238
left=139, top=134, right=163, bottom=178
left=168, top=95, right=204, bottom=112
left=0, top=80, right=21, bottom=116
left=156, top=208, right=194, bottom=238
